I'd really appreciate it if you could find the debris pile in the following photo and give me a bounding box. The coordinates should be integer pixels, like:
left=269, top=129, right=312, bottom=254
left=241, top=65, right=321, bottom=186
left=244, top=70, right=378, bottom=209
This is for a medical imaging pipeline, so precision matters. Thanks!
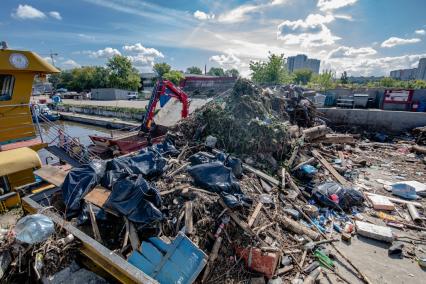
left=1, top=79, right=426, bottom=283
left=0, top=213, right=81, bottom=283
left=174, top=79, right=318, bottom=166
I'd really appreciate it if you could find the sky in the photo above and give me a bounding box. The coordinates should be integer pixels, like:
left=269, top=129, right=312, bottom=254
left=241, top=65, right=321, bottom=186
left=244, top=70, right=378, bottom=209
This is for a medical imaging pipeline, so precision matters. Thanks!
left=1, top=0, right=426, bottom=77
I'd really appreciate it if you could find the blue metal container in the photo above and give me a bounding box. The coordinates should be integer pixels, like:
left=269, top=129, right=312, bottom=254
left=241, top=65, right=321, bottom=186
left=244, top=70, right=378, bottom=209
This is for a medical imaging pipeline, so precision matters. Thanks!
left=128, top=232, right=207, bottom=284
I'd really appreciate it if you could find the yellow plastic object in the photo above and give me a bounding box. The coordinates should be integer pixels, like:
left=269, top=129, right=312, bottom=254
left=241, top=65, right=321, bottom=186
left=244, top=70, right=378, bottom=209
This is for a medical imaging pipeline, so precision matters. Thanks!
left=0, top=147, right=41, bottom=176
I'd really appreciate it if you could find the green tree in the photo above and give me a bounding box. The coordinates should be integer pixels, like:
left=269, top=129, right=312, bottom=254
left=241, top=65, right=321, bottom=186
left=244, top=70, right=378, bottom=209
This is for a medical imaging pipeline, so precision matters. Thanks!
left=249, top=54, right=292, bottom=84
left=106, top=55, right=141, bottom=90
left=340, top=71, right=348, bottom=84
left=153, top=62, right=171, bottom=77
left=379, top=77, right=397, bottom=88
left=225, top=68, right=239, bottom=77
left=91, top=66, right=109, bottom=89
left=313, top=70, right=334, bottom=92
left=163, top=70, right=185, bottom=85
left=186, top=66, right=203, bottom=75
left=293, top=68, right=313, bottom=85
left=412, top=80, right=426, bottom=89
left=48, top=73, right=61, bottom=89
left=207, top=67, right=225, bottom=76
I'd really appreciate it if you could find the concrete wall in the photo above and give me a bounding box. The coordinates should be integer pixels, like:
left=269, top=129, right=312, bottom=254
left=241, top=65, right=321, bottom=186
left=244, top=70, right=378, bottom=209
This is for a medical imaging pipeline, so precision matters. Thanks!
left=324, top=88, right=426, bottom=109
left=318, top=108, right=426, bottom=133
left=56, top=105, right=144, bottom=121
left=182, top=76, right=236, bottom=97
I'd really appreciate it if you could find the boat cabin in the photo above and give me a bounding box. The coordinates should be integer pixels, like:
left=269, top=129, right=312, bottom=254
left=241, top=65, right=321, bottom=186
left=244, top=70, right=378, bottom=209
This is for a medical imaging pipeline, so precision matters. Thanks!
left=0, top=47, right=59, bottom=151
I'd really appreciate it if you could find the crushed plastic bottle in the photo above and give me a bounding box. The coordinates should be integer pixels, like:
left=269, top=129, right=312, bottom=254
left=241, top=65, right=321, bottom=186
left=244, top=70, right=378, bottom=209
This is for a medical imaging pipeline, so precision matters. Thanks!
left=14, top=214, right=55, bottom=244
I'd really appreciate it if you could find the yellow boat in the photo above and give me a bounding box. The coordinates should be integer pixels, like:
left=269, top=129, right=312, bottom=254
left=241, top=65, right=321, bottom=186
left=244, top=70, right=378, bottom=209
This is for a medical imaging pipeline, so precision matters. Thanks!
left=0, top=45, right=59, bottom=212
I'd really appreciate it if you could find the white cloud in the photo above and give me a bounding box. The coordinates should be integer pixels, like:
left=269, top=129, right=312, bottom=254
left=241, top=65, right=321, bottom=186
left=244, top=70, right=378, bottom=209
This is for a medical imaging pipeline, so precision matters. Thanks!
left=11, top=4, right=46, bottom=20
left=62, top=59, right=81, bottom=69
left=328, top=46, right=377, bottom=58
left=415, top=29, right=426, bottom=35
left=325, top=53, right=426, bottom=76
left=381, top=37, right=421, bottom=48
left=277, top=14, right=340, bottom=47
left=210, top=53, right=241, bottom=68
left=193, top=10, right=215, bottom=21
left=87, top=47, right=122, bottom=58
left=122, top=43, right=164, bottom=58
left=122, top=43, right=164, bottom=70
left=317, top=0, right=357, bottom=11
left=48, top=11, right=62, bottom=20
left=218, top=0, right=288, bottom=23
left=78, top=34, right=96, bottom=41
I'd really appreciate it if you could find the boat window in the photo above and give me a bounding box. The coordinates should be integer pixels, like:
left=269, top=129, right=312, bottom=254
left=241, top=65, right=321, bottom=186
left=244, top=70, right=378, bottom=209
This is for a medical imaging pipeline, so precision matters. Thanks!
left=0, top=75, right=15, bottom=101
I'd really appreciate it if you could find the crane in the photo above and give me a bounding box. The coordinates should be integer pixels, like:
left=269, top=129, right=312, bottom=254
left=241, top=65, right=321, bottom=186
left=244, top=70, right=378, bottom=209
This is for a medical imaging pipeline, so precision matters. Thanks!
left=140, top=79, right=189, bottom=133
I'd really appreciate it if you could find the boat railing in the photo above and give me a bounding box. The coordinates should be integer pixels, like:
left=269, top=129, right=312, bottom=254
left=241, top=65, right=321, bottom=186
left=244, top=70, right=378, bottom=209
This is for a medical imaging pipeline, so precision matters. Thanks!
left=35, top=111, right=100, bottom=165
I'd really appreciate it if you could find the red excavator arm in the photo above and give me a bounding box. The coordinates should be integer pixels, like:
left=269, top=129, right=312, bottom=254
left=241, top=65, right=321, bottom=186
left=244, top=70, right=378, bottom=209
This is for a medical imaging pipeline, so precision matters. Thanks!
left=140, top=79, right=189, bottom=132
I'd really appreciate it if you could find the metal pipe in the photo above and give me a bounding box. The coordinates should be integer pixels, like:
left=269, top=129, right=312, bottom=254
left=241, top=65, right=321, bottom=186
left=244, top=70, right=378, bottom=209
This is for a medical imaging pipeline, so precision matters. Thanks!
left=407, top=204, right=421, bottom=222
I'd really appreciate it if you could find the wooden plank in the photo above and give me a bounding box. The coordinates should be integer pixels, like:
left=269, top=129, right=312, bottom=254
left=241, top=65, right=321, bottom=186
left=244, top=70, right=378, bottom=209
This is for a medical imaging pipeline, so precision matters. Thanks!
left=184, top=201, right=194, bottom=235
left=33, top=165, right=68, bottom=186
left=21, top=196, right=157, bottom=284
left=303, top=125, right=328, bottom=141
left=365, top=192, right=422, bottom=208
left=281, top=168, right=286, bottom=191
left=129, top=221, right=141, bottom=251
left=218, top=199, right=251, bottom=234
left=319, top=134, right=355, bottom=144
left=247, top=202, right=263, bottom=228
left=312, top=149, right=349, bottom=187
left=201, top=236, right=222, bottom=283
left=84, top=186, right=111, bottom=208
left=242, top=164, right=279, bottom=187
left=88, top=203, right=103, bottom=243
left=338, top=151, right=346, bottom=168
left=260, top=179, right=273, bottom=193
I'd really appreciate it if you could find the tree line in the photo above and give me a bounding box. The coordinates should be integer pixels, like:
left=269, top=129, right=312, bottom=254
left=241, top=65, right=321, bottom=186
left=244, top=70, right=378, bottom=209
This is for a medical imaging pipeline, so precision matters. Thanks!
left=50, top=55, right=141, bottom=92
left=50, top=56, right=241, bottom=92
left=248, top=54, right=426, bottom=92
left=49, top=53, right=426, bottom=94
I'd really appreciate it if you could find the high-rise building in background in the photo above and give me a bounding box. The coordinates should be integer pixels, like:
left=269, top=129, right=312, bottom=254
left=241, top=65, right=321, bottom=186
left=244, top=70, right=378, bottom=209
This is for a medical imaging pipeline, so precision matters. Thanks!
left=286, top=54, right=320, bottom=74
left=389, top=58, right=426, bottom=80
left=390, top=68, right=418, bottom=80
left=416, top=58, right=426, bottom=80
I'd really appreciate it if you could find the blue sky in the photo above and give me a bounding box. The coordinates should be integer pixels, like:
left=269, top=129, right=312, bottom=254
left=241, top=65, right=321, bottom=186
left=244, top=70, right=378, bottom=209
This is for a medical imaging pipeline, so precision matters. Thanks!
left=1, top=0, right=426, bottom=76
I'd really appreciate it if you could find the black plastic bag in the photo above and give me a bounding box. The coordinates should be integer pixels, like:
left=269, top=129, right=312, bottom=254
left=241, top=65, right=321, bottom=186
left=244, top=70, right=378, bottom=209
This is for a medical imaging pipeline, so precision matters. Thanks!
left=312, top=182, right=364, bottom=211
left=62, top=160, right=106, bottom=219
left=187, top=162, right=251, bottom=207
left=189, top=151, right=243, bottom=178
left=188, top=162, right=242, bottom=195
left=189, top=153, right=216, bottom=166
left=106, top=149, right=166, bottom=179
left=153, top=138, right=180, bottom=157
left=105, top=174, right=163, bottom=230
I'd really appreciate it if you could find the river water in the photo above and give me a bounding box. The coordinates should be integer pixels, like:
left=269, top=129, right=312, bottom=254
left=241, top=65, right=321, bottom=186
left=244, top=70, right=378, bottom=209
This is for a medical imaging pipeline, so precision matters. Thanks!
left=37, top=120, right=124, bottom=164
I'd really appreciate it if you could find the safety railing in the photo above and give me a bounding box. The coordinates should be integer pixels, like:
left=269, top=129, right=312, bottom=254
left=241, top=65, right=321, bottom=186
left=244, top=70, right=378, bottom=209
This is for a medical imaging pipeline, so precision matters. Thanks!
left=35, top=110, right=100, bottom=165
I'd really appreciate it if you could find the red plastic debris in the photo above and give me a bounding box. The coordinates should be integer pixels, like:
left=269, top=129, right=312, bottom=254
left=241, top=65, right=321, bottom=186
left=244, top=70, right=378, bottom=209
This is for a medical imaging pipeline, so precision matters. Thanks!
left=235, top=247, right=279, bottom=278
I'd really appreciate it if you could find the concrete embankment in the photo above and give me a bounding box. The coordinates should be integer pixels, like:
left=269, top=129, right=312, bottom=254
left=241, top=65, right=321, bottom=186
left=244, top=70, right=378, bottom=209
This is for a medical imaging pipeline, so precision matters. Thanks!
left=319, top=108, right=426, bottom=132
left=59, top=112, right=139, bottom=129
left=56, top=98, right=211, bottom=127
